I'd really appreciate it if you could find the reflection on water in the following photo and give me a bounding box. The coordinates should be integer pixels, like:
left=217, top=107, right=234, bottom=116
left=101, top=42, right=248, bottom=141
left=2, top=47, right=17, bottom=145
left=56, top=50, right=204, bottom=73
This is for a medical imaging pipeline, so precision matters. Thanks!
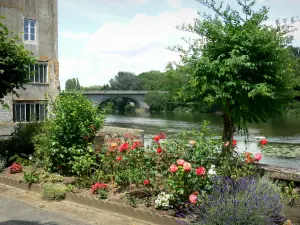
left=105, top=112, right=300, bottom=169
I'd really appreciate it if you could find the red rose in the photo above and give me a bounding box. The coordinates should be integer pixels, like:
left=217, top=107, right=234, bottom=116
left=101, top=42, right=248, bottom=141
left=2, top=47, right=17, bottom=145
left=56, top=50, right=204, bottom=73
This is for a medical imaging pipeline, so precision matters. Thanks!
left=119, top=142, right=129, bottom=152
left=232, top=139, right=237, bottom=146
left=260, top=138, right=268, bottom=146
left=143, top=179, right=150, bottom=185
left=195, top=167, right=206, bottom=176
left=156, top=147, right=163, bottom=154
left=116, top=156, right=122, bottom=161
left=159, top=132, right=166, bottom=140
left=153, top=135, right=160, bottom=142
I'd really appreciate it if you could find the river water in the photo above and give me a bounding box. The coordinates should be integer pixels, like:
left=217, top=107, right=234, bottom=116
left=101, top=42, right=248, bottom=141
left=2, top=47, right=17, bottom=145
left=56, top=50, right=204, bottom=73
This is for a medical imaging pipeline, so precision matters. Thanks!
left=105, top=113, right=300, bottom=169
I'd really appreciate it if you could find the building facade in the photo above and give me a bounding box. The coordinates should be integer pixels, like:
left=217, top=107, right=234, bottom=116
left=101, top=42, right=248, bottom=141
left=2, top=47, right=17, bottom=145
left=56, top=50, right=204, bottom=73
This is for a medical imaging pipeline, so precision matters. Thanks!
left=0, top=0, right=60, bottom=123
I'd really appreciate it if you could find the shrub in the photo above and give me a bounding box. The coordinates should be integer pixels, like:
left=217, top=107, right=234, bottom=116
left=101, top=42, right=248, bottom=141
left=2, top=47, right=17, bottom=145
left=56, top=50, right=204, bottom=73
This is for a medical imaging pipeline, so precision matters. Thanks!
left=91, top=182, right=108, bottom=199
left=0, top=122, right=42, bottom=163
left=33, top=92, right=105, bottom=172
left=42, top=183, right=67, bottom=201
left=192, top=176, right=285, bottom=225
left=23, top=171, right=40, bottom=184
left=39, top=172, right=64, bottom=184
left=9, top=163, right=23, bottom=174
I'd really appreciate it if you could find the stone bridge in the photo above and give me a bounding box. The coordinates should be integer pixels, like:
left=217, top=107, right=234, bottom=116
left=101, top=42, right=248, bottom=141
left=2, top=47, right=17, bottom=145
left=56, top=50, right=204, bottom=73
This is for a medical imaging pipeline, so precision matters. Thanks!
left=81, top=91, right=167, bottom=109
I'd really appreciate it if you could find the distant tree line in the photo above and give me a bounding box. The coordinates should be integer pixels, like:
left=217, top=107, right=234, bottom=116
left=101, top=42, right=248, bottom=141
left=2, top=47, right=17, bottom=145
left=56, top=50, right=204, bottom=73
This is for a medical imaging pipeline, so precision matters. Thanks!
left=65, top=45, right=300, bottom=114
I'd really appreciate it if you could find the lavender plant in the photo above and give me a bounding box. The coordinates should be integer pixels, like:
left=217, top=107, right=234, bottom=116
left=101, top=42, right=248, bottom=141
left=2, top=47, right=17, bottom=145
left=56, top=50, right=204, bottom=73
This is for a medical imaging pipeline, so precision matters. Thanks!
left=193, top=176, right=285, bottom=225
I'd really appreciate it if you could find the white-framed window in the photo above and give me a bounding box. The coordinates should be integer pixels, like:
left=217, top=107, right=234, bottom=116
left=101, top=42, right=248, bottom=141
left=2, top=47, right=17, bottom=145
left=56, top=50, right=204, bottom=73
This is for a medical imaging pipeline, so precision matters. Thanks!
left=13, top=101, right=48, bottom=122
left=24, top=19, right=36, bottom=41
left=29, top=63, right=48, bottom=83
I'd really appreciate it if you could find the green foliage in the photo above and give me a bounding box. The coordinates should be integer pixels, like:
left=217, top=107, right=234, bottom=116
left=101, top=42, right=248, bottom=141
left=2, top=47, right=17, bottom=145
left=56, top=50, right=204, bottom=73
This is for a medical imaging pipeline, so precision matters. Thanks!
left=23, top=171, right=40, bottom=184
left=280, top=180, right=300, bottom=207
left=0, top=17, right=36, bottom=102
left=42, top=183, right=67, bottom=201
left=65, top=78, right=80, bottom=91
left=137, top=70, right=165, bottom=90
left=144, top=91, right=173, bottom=112
left=98, top=189, right=108, bottom=199
left=39, top=172, right=64, bottom=184
left=9, top=154, right=30, bottom=166
left=0, top=122, right=42, bottom=161
left=172, top=0, right=296, bottom=144
left=286, top=46, right=300, bottom=115
left=33, top=92, right=105, bottom=172
left=109, top=71, right=141, bottom=90
left=71, top=147, right=104, bottom=187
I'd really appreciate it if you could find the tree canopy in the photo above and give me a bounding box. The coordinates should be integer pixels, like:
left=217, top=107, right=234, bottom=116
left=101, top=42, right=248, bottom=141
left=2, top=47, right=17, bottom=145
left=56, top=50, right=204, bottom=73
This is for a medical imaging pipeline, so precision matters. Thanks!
left=109, top=71, right=141, bottom=90
left=0, top=17, right=36, bottom=102
left=172, top=0, right=296, bottom=147
left=65, top=78, right=81, bottom=91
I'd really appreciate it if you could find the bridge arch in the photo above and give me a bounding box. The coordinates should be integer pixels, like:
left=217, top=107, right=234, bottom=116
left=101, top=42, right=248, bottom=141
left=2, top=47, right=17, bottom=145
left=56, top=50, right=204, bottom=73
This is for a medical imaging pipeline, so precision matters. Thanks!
left=82, top=91, right=154, bottom=110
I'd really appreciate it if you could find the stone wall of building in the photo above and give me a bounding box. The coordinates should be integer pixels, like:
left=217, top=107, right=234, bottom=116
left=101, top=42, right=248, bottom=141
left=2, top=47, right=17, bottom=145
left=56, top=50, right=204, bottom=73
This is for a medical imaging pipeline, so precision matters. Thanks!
left=0, top=0, right=60, bottom=122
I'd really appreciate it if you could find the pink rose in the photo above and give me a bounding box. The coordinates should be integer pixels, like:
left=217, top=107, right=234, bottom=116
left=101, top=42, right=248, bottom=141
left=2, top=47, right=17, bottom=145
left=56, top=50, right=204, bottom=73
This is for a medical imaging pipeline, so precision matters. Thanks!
left=177, top=159, right=185, bottom=166
left=183, top=162, right=191, bottom=172
left=255, top=153, right=262, bottom=161
left=169, top=164, right=178, bottom=173
left=195, top=167, right=206, bottom=176
left=189, top=194, right=197, bottom=204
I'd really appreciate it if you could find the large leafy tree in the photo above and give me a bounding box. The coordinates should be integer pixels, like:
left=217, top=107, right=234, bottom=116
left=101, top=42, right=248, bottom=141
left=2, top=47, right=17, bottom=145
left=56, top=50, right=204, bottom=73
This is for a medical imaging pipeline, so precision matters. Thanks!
left=65, top=78, right=80, bottom=91
left=0, top=17, right=36, bottom=102
left=173, top=0, right=296, bottom=151
left=109, top=71, right=141, bottom=90
left=137, top=70, right=166, bottom=90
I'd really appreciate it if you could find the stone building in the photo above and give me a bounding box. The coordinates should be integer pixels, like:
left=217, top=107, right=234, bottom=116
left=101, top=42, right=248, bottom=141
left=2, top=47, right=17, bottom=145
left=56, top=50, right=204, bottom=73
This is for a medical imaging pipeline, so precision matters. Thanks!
left=0, top=0, right=60, bottom=123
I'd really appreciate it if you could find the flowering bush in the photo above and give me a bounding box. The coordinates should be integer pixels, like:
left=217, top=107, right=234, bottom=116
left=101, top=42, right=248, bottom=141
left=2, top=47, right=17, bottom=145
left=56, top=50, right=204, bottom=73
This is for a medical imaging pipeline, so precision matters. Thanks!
left=155, top=192, right=174, bottom=209
left=167, top=159, right=211, bottom=204
left=91, top=182, right=108, bottom=199
left=9, top=162, right=23, bottom=174
left=191, top=176, right=285, bottom=225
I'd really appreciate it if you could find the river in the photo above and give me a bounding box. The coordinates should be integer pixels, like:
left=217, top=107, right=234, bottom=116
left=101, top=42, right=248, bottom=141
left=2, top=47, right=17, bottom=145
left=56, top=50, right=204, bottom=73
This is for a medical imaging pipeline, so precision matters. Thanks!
left=105, top=112, right=300, bottom=169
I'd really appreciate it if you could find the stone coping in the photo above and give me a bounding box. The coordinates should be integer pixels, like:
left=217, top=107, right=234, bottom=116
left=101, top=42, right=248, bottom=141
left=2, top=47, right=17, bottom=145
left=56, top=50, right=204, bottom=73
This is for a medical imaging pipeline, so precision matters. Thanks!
left=0, top=176, right=179, bottom=225
left=258, top=163, right=300, bottom=182
left=1, top=173, right=300, bottom=224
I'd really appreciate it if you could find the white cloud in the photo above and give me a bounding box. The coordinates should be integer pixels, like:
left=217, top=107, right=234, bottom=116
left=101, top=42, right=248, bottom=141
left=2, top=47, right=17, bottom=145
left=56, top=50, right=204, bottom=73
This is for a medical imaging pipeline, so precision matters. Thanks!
left=167, top=0, right=181, bottom=8
left=59, top=8, right=198, bottom=88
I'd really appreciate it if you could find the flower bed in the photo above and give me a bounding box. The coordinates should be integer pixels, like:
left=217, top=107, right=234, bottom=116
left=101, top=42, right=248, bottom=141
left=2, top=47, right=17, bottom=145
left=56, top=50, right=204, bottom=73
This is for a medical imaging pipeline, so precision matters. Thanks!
left=2, top=122, right=298, bottom=225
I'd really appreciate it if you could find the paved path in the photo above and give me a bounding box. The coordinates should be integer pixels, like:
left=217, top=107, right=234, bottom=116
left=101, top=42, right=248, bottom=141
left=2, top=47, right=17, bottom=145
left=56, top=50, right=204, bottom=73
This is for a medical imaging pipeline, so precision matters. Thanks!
left=0, top=185, right=153, bottom=225
left=0, top=196, right=84, bottom=225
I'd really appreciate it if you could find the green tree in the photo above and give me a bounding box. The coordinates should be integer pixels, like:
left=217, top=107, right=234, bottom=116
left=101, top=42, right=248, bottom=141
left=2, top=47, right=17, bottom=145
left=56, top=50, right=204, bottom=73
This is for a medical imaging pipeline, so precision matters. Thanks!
left=173, top=0, right=295, bottom=151
left=287, top=46, right=300, bottom=114
left=109, top=72, right=141, bottom=90
left=33, top=92, right=105, bottom=172
left=0, top=17, right=36, bottom=102
left=137, top=70, right=165, bottom=90
left=144, top=91, right=172, bottom=112
left=65, top=78, right=80, bottom=91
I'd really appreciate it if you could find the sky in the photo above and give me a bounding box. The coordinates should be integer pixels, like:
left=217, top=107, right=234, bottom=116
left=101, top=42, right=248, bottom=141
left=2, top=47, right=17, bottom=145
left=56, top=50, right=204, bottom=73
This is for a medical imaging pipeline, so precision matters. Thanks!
left=58, top=0, right=300, bottom=89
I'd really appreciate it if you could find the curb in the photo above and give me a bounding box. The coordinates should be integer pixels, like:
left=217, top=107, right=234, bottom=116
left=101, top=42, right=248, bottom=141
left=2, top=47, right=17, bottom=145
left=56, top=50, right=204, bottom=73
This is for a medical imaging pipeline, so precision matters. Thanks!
left=0, top=176, right=180, bottom=225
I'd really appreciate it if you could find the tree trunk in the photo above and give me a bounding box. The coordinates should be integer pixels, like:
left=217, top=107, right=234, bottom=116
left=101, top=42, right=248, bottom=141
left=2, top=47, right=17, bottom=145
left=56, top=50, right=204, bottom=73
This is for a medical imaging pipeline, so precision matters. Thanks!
left=222, top=113, right=235, bottom=155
